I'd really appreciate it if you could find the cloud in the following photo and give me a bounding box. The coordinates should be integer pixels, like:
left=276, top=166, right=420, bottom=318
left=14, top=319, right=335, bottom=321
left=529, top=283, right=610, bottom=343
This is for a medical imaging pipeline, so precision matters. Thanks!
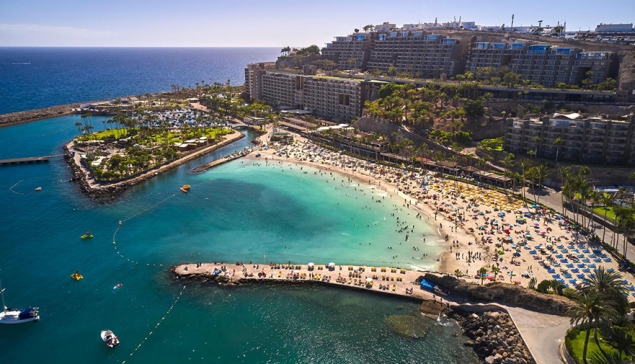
left=0, top=23, right=117, bottom=46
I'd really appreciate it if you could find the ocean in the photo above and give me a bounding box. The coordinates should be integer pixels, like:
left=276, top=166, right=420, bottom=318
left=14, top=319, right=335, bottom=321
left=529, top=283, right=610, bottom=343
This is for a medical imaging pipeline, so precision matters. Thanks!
left=0, top=47, right=281, bottom=114
left=0, top=48, right=478, bottom=363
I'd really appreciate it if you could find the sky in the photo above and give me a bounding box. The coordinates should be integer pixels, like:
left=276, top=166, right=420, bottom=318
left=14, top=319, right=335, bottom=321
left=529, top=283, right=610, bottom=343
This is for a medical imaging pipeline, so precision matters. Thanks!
left=1, top=0, right=634, bottom=47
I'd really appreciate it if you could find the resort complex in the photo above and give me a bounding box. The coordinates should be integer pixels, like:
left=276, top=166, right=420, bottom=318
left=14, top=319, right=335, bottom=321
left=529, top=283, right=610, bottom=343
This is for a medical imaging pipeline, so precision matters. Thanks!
left=6, top=10, right=635, bottom=364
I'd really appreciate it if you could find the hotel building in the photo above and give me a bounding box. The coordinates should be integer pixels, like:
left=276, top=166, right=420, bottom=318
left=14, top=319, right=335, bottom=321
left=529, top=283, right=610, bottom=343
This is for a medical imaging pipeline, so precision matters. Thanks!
left=246, top=67, right=366, bottom=122
left=467, top=42, right=616, bottom=88
left=504, top=113, right=635, bottom=165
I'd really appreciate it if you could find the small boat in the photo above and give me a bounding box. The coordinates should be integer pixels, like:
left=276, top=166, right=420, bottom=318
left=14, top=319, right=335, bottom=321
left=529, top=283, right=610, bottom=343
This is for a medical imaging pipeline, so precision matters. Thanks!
left=180, top=187, right=188, bottom=193
left=0, top=279, right=40, bottom=324
left=101, top=330, right=120, bottom=348
left=71, top=271, right=83, bottom=281
left=34, top=187, right=42, bottom=191
left=182, top=184, right=191, bottom=191
left=81, top=231, right=94, bottom=239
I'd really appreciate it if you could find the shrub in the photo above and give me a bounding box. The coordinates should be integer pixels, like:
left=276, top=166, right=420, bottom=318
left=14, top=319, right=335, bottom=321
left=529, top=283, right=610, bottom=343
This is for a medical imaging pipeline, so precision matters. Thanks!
left=563, top=288, right=579, bottom=299
left=537, top=279, right=552, bottom=293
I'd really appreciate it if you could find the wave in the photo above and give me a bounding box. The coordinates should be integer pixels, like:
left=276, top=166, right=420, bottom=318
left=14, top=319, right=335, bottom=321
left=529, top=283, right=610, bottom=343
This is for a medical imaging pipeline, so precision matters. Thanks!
left=10, top=62, right=31, bottom=65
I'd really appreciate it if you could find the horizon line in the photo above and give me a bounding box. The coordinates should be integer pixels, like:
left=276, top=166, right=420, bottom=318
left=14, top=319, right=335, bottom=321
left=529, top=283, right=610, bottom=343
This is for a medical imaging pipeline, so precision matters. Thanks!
left=0, top=45, right=283, bottom=48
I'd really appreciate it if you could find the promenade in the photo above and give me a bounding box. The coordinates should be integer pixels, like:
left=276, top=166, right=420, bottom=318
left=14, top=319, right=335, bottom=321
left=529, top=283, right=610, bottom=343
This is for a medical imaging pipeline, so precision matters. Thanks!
left=173, top=262, right=569, bottom=364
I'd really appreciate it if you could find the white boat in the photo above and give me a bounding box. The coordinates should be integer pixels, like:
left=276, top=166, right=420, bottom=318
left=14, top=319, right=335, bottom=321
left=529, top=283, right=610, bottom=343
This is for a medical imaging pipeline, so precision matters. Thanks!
left=0, top=279, right=40, bottom=324
left=101, top=330, right=120, bottom=348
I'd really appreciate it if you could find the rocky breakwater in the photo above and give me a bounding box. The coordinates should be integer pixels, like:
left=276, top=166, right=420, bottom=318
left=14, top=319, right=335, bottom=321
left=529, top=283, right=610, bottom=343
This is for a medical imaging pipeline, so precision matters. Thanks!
left=423, top=273, right=576, bottom=316
left=450, top=310, right=535, bottom=364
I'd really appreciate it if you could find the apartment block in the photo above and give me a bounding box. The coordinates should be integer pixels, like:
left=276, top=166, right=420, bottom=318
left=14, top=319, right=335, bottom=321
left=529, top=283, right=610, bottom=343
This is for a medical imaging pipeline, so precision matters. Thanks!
left=467, top=42, right=615, bottom=87
left=322, top=34, right=370, bottom=70
left=504, top=113, right=635, bottom=165
left=569, top=51, right=617, bottom=85
left=244, top=62, right=276, bottom=100
left=303, top=77, right=362, bottom=121
left=366, top=32, right=464, bottom=77
left=244, top=66, right=364, bottom=122
left=261, top=72, right=303, bottom=108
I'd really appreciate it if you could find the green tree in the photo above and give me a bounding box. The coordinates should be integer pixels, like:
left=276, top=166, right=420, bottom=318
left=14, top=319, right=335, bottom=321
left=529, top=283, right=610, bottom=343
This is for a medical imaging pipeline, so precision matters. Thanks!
left=478, top=266, right=488, bottom=285
left=503, top=72, right=520, bottom=88
left=569, top=292, right=619, bottom=364
left=490, top=266, right=501, bottom=279
left=581, top=267, right=629, bottom=317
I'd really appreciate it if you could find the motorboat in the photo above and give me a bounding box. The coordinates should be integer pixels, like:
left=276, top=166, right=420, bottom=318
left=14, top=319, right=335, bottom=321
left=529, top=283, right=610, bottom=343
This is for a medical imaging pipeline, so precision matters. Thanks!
left=34, top=187, right=42, bottom=191
left=101, top=330, right=120, bottom=348
left=0, top=280, right=40, bottom=324
left=71, top=271, right=83, bottom=281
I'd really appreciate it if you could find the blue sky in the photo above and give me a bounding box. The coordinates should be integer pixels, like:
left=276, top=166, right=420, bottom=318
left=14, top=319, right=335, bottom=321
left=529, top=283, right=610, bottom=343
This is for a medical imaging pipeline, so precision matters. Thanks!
left=1, top=0, right=633, bottom=47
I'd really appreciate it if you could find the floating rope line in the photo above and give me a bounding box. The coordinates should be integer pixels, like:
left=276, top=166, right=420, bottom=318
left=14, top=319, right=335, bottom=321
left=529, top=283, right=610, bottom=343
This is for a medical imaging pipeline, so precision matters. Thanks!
left=111, top=194, right=176, bottom=266
left=121, top=285, right=187, bottom=364
left=110, top=178, right=215, bottom=265
left=9, top=177, right=66, bottom=195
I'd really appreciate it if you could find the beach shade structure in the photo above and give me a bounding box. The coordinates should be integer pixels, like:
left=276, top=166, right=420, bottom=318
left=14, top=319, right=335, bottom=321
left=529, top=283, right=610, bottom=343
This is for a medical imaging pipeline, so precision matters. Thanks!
left=308, top=263, right=315, bottom=270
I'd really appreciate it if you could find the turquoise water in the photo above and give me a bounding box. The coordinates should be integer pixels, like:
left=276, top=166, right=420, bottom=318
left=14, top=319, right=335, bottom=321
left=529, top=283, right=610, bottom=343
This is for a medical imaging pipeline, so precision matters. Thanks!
left=0, top=116, right=477, bottom=363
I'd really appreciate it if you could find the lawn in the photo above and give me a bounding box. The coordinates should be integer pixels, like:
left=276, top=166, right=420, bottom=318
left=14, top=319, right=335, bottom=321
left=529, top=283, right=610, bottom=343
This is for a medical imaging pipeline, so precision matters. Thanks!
left=594, top=206, right=618, bottom=221
left=567, top=328, right=630, bottom=364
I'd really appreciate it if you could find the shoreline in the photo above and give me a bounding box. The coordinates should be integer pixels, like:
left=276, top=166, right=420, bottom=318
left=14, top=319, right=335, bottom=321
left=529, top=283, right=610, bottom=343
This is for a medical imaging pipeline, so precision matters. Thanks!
left=243, top=135, right=485, bottom=276
left=64, top=130, right=245, bottom=201
left=171, top=262, right=553, bottom=364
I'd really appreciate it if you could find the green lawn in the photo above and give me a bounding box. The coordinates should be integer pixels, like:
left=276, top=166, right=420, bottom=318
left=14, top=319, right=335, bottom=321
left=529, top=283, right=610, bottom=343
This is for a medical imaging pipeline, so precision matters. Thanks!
left=80, top=127, right=230, bottom=145
left=594, top=206, right=618, bottom=221
left=81, top=129, right=129, bottom=140
left=567, top=328, right=630, bottom=364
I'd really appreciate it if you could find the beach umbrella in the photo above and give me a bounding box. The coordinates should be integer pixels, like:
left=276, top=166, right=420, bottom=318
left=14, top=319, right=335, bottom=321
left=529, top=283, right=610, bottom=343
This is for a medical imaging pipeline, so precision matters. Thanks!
left=308, top=263, right=315, bottom=267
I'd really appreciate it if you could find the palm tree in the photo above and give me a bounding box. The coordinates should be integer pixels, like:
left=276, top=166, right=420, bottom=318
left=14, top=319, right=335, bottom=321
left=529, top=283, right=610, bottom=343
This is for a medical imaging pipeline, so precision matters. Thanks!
left=478, top=267, right=488, bottom=285
left=582, top=267, right=629, bottom=316
left=554, top=137, right=563, bottom=162
left=74, top=121, right=83, bottom=136
left=519, top=159, right=532, bottom=204
left=569, top=292, right=619, bottom=364
left=491, top=266, right=501, bottom=280
left=599, top=193, right=615, bottom=245
left=454, top=269, right=463, bottom=278
left=588, top=350, right=626, bottom=364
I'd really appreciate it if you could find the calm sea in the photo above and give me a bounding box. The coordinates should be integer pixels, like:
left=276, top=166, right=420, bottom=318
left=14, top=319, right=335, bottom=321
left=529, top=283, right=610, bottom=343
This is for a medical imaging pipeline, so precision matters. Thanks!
left=0, top=47, right=280, bottom=114
left=0, top=48, right=478, bottom=363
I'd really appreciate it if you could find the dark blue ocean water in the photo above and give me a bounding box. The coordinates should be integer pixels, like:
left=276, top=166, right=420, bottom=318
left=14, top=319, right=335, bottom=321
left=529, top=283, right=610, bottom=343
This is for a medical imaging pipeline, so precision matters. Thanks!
left=0, top=47, right=280, bottom=114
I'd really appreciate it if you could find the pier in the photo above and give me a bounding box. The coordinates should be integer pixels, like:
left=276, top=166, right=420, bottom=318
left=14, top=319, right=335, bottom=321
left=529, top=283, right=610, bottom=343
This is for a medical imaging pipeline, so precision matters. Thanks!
left=191, top=148, right=252, bottom=173
left=173, top=262, right=422, bottom=297
left=0, top=155, right=60, bottom=166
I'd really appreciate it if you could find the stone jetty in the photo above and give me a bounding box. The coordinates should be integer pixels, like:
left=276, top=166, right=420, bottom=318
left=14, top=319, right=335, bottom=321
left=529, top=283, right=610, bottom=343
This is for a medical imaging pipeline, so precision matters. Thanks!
left=191, top=147, right=253, bottom=173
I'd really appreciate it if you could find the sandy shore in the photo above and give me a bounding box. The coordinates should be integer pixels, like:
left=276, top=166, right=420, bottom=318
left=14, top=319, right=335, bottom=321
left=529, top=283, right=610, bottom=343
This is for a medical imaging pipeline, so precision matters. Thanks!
left=240, top=128, right=635, bottom=293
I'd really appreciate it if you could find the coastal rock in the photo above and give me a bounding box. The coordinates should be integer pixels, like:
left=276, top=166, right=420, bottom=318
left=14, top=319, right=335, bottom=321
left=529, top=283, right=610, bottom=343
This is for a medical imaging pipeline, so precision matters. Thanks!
left=384, top=314, right=433, bottom=339
left=448, top=310, right=536, bottom=364
left=422, top=273, right=576, bottom=316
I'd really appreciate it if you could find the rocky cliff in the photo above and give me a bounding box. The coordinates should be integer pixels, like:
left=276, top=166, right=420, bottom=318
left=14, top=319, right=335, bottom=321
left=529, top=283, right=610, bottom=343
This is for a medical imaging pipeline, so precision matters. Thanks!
left=424, top=273, right=576, bottom=316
